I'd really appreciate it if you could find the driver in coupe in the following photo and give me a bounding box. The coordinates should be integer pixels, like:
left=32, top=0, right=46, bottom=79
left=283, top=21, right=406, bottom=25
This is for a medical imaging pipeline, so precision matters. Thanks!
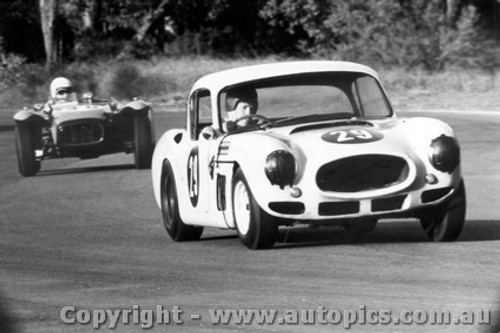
left=224, top=87, right=258, bottom=129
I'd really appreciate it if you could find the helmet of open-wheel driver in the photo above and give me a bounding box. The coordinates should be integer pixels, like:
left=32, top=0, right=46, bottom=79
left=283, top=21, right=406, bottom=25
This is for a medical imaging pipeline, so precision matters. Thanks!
left=50, top=77, right=74, bottom=100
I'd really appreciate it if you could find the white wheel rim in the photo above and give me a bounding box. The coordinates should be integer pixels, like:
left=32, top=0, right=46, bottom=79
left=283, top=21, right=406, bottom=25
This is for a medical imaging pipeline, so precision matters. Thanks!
left=234, top=180, right=251, bottom=235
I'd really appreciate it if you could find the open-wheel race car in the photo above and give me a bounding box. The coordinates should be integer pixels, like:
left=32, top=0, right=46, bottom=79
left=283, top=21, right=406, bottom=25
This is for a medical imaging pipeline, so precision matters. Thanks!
left=151, top=61, right=466, bottom=249
left=14, top=91, right=155, bottom=176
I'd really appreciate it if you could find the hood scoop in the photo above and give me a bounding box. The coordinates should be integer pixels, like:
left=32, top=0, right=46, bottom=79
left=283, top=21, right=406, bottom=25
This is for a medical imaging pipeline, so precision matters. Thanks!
left=290, top=120, right=373, bottom=135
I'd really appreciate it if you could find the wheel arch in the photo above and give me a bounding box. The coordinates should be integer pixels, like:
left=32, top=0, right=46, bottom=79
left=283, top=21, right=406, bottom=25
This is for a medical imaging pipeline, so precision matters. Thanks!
left=13, top=110, right=47, bottom=127
left=152, top=129, right=186, bottom=208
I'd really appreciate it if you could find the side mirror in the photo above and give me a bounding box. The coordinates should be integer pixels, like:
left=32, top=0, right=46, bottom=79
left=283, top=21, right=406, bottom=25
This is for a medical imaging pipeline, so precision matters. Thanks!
left=200, top=126, right=217, bottom=140
left=82, top=92, right=93, bottom=103
left=43, top=103, right=53, bottom=116
left=109, top=98, right=118, bottom=111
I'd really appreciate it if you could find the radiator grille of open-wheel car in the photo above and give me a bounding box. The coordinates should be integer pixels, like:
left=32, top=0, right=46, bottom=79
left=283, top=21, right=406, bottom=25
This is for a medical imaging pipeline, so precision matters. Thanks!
left=57, top=120, right=104, bottom=146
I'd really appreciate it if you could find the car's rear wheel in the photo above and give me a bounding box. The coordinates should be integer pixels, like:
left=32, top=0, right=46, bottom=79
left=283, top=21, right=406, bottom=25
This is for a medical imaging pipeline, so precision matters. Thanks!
left=161, top=160, right=203, bottom=241
left=134, top=116, right=153, bottom=169
left=232, top=168, right=277, bottom=249
left=420, top=180, right=466, bottom=242
left=15, top=124, right=38, bottom=177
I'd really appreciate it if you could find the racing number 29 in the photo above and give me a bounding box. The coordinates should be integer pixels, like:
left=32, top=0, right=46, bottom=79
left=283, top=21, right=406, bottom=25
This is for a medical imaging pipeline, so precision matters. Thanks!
left=329, top=129, right=373, bottom=142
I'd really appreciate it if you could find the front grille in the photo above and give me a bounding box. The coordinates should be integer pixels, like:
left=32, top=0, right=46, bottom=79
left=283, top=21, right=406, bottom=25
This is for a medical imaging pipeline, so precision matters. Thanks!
left=316, top=155, right=409, bottom=193
left=58, top=121, right=104, bottom=146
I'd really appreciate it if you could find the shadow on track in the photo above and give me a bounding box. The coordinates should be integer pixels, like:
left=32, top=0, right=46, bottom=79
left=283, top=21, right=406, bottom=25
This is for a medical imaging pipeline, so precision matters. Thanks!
left=199, top=235, right=238, bottom=241
left=35, top=163, right=137, bottom=176
left=0, top=293, right=20, bottom=333
left=272, top=219, right=500, bottom=249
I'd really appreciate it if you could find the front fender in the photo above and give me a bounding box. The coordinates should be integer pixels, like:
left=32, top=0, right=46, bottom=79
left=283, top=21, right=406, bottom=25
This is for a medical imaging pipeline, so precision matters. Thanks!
left=118, top=100, right=151, bottom=117
left=13, top=110, right=47, bottom=126
left=226, top=132, right=305, bottom=211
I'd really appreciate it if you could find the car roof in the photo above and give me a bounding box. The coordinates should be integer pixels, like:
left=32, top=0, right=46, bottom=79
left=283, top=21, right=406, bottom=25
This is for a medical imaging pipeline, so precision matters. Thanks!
left=191, top=61, right=380, bottom=93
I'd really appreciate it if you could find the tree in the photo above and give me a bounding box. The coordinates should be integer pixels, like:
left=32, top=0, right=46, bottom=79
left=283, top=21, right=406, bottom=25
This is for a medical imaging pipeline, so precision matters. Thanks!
left=39, top=0, right=58, bottom=67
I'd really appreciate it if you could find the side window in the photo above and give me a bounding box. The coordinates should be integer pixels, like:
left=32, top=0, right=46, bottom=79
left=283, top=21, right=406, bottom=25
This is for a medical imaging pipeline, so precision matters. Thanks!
left=198, top=91, right=212, bottom=124
left=189, top=89, right=212, bottom=140
left=188, top=94, right=197, bottom=140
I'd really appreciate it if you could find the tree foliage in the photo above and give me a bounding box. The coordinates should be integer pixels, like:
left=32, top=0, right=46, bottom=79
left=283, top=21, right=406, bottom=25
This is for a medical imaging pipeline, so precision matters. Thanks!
left=0, top=0, right=499, bottom=70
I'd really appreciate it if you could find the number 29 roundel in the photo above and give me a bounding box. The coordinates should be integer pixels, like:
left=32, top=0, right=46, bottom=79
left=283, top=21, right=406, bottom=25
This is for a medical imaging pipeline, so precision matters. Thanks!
left=187, top=147, right=199, bottom=207
left=321, top=128, right=383, bottom=144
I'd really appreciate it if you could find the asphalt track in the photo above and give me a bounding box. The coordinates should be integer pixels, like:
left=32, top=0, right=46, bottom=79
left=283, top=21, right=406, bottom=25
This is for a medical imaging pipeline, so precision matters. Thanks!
left=0, top=110, right=499, bottom=333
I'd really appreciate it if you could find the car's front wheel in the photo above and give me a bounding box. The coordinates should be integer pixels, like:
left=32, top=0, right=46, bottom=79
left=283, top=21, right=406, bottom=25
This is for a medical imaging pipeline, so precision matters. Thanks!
left=161, top=160, right=203, bottom=241
left=232, top=168, right=277, bottom=249
left=15, top=124, right=38, bottom=177
left=134, top=116, right=153, bottom=169
left=420, top=180, right=466, bottom=242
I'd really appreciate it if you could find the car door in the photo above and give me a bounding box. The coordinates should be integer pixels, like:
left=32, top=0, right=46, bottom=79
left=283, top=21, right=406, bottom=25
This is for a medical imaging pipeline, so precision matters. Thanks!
left=184, top=89, right=225, bottom=227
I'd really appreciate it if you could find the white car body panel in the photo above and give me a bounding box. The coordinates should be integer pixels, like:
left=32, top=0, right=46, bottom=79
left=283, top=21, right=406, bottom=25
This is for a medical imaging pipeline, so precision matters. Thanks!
left=151, top=61, right=462, bottom=231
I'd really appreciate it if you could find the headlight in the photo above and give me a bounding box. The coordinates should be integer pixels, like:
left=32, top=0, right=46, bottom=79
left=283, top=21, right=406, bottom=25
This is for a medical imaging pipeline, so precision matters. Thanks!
left=429, top=134, right=460, bottom=173
left=264, top=150, right=296, bottom=189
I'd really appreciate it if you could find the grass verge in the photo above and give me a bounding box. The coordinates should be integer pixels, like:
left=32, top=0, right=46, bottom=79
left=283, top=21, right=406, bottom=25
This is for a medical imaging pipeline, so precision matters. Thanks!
left=1, top=56, right=499, bottom=112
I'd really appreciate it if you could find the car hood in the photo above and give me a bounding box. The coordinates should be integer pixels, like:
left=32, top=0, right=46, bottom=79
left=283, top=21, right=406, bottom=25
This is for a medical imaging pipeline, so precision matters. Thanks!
left=223, top=117, right=442, bottom=199
left=261, top=118, right=416, bottom=159
left=51, top=102, right=109, bottom=126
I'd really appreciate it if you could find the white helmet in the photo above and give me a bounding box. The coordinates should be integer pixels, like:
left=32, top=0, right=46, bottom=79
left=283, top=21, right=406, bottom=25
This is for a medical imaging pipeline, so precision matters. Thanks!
left=50, top=77, right=74, bottom=99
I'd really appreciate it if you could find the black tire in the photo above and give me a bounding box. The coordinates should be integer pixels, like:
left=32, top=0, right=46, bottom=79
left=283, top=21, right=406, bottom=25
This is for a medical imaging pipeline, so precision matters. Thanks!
left=161, top=160, right=203, bottom=241
left=232, top=168, right=277, bottom=249
left=14, top=125, right=38, bottom=177
left=134, top=116, right=153, bottom=169
left=420, top=180, right=466, bottom=242
left=345, top=218, right=378, bottom=233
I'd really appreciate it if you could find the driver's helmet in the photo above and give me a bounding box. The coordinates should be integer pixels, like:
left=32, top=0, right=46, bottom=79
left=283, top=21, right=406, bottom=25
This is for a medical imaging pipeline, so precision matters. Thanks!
left=50, top=77, right=75, bottom=102
left=225, top=87, right=258, bottom=114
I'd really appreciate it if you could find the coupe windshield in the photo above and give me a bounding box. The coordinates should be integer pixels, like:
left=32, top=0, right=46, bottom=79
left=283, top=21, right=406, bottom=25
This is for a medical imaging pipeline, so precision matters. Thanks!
left=218, top=72, right=392, bottom=129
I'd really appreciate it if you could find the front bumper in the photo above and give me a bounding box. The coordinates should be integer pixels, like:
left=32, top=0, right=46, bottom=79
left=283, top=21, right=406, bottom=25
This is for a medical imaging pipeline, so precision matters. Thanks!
left=264, top=182, right=460, bottom=222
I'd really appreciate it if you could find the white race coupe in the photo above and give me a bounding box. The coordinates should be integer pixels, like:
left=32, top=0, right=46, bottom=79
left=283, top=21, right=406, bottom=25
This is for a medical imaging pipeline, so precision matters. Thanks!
left=152, top=61, right=465, bottom=249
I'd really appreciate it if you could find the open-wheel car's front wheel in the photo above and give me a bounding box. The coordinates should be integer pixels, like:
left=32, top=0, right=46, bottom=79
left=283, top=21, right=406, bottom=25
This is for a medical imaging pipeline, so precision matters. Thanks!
left=232, top=168, right=277, bottom=249
left=420, top=180, right=466, bottom=242
left=134, top=116, right=153, bottom=169
left=15, top=124, right=38, bottom=177
left=161, top=160, right=203, bottom=242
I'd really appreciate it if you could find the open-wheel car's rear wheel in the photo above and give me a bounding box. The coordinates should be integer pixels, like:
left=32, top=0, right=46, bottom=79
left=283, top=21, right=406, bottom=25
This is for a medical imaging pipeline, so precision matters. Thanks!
left=15, top=124, right=38, bottom=177
left=420, top=180, right=466, bottom=242
left=232, top=168, right=277, bottom=249
left=161, top=160, right=203, bottom=241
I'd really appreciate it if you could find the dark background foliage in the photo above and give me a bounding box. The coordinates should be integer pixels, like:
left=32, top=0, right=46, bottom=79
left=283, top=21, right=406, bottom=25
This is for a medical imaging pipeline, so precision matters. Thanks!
left=0, top=0, right=499, bottom=68
left=0, top=0, right=499, bottom=75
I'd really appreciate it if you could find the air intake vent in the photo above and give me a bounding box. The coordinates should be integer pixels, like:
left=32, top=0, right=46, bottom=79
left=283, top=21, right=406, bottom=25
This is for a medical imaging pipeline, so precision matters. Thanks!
left=421, top=187, right=452, bottom=203
left=318, top=201, right=360, bottom=216
left=372, top=195, right=407, bottom=212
